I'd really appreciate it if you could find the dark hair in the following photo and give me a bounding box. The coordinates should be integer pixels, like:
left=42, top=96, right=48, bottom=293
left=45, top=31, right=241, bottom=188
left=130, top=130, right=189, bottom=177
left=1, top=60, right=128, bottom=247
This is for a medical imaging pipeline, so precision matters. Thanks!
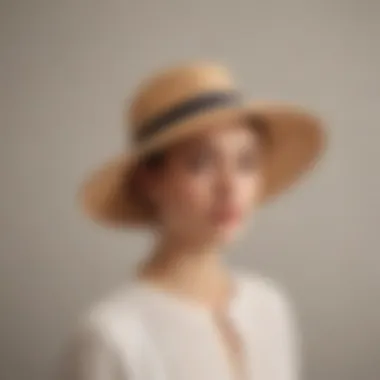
left=248, top=115, right=273, bottom=148
left=141, top=150, right=167, bottom=171
left=124, top=150, right=168, bottom=219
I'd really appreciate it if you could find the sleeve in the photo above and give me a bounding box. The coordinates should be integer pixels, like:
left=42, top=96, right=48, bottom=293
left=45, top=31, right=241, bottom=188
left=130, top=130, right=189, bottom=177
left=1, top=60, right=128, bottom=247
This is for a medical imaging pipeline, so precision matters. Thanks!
left=56, top=318, right=125, bottom=380
left=268, top=284, right=302, bottom=380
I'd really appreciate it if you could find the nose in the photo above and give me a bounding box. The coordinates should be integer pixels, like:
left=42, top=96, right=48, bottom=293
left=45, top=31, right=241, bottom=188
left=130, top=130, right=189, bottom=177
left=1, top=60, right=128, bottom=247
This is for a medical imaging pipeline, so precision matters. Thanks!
left=215, top=168, right=235, bottom=202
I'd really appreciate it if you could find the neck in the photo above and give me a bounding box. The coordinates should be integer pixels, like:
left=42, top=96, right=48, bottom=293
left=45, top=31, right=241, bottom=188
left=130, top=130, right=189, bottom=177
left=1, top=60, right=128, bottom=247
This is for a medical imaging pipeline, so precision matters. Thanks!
left=137, top=234, right=233, bottom=310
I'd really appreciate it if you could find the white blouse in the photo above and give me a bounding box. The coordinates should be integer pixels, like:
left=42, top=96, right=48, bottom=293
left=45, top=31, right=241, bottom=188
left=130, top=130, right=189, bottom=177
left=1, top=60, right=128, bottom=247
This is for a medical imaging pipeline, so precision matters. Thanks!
left=58, top=271, right=300, bottom=380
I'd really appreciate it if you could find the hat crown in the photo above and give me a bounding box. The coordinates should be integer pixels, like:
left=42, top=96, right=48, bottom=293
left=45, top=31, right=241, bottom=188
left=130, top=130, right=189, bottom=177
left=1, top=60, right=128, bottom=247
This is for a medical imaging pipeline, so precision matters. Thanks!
left=128, top=62, right=236, bottom=133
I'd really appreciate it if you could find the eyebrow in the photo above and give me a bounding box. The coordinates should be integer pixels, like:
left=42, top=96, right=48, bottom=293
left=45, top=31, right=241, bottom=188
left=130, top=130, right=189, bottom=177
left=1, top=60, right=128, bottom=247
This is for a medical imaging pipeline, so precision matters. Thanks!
left=174, top=136, right=210, bottom=153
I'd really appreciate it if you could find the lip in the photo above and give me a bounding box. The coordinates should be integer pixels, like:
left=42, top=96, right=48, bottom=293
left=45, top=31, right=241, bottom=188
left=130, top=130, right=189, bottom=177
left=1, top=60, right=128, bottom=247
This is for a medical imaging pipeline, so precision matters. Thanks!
left=211, top=209, right=242, bottom=224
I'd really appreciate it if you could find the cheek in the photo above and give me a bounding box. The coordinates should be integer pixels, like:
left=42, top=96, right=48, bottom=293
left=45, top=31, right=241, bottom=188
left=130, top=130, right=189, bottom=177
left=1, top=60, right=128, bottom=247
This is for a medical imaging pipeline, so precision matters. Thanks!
left=235, top=172, right=264, bottom=209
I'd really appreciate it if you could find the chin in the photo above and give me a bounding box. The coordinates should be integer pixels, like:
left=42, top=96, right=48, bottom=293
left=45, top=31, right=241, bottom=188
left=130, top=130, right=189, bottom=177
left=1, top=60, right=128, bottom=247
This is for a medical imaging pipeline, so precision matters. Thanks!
left=208, top=223, right=242, bottom=245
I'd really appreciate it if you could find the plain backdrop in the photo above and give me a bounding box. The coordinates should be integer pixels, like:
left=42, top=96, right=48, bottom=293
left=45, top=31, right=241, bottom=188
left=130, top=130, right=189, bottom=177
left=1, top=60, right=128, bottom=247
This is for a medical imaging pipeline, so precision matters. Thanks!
left=1, top=1, right=379, bottom=379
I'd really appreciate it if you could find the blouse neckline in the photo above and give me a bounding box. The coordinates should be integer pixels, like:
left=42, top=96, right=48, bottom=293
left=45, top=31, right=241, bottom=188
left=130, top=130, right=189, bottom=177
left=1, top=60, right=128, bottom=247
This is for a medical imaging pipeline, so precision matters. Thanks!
left=128, top=269, right=247, bottom=318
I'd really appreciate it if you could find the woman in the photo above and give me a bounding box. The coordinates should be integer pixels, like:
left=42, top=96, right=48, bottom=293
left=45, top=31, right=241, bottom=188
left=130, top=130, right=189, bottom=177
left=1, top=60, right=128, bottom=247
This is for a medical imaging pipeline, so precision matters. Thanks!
left=58, top=62, right=326, bottom=380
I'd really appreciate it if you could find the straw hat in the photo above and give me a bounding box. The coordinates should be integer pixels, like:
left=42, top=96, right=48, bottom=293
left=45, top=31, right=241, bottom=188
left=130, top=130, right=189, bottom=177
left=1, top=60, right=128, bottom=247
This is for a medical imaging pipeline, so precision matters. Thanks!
left=79, top=62, right=326, bottom=227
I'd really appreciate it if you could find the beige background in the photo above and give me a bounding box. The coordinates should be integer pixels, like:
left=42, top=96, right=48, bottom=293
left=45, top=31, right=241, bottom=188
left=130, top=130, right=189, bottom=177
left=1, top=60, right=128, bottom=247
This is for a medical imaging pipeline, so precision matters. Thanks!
left=1, top=1, right=379, bottom=379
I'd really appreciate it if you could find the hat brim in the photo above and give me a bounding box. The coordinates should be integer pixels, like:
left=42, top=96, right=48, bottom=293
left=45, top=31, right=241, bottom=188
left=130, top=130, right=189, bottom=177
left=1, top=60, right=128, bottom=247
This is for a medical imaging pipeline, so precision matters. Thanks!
left=79, top=101, right=326, bottom=228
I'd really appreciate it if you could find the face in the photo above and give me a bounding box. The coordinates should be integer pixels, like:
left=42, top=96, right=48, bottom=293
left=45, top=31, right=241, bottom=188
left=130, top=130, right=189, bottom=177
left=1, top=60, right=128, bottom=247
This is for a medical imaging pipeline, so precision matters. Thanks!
left=144, top=121, right=264, bottom=245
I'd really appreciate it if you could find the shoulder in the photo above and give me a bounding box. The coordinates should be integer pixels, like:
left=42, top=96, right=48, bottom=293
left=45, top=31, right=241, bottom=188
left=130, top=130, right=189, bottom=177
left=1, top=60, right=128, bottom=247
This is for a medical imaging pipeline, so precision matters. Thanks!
left=58, top=284, right=147, bottom=379
left=235, top=271, right=302, bottom=377
left=236, top=269, right=295, bottom=317
left=71, top=282, right=146, bottom=353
